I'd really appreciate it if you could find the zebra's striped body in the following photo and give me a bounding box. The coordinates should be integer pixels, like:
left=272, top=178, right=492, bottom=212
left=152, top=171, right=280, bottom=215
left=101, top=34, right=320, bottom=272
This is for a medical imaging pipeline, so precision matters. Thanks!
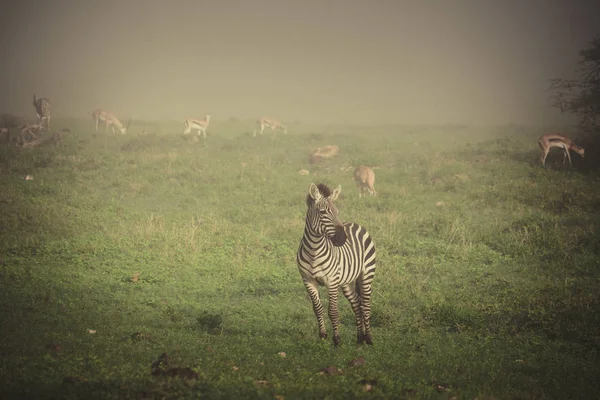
left=297, top=183, right=376, bottom=346
left=33, top=94, right=52, bottom=131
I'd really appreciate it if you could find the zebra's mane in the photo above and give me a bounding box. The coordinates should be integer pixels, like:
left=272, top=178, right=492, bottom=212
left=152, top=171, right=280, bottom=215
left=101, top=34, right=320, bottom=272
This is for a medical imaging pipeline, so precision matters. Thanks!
left=306, top=183, right=331, bottom=205
left=317, top=183, right=331, bottom=197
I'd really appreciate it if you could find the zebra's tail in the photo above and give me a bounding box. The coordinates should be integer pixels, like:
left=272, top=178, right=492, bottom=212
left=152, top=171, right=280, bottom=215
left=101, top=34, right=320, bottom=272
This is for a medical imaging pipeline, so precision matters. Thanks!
left=33, top=94, right=37, bottom=108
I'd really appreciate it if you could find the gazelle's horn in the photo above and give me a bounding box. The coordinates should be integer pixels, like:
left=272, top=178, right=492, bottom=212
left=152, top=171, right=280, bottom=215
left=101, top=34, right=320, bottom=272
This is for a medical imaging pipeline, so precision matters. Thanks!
left=126, top=117, right=132, bottom=131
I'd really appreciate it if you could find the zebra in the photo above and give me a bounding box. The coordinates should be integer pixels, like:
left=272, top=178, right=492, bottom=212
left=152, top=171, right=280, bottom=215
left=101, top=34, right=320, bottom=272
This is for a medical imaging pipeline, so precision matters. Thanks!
left=33, top=94, right=53, bottom=131
left=297, top=183, right=376, bottom=346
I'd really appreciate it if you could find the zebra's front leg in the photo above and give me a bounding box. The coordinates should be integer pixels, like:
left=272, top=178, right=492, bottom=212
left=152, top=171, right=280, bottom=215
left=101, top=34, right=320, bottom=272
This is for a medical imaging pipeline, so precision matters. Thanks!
left=327, top=285, right=342, bottom=346
left=341, top=283, right=365, bottom=344
left=303, top=280, right=328, bottom=340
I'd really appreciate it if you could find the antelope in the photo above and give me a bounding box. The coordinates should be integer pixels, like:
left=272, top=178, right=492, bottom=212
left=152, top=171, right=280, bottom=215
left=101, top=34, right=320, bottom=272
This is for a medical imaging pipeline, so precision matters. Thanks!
left=309, top=145, right=340, bottom=164
left=183, top=114, right=211, bottom=138
left=19, top=123, right=44, bottom=141
left=254, top=117, right=287, bottom=138
left=353, top=165, right=377, bottom=197
left=51, top=132, right=63, bottom=146
left=314, top=145, right=339, bottom=158
left=538, top=134, right=585, bottom=166
left=17, top=123, right=42, bottom=147
left=0, top=127, right=9, bottom=142
left=33, top=94, right=52, bottom=131
left=92, top=109, right=130, bottom=134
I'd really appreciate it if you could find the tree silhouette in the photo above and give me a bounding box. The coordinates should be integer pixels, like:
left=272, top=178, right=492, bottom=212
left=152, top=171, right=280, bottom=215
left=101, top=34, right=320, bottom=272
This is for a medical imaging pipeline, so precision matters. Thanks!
left=549, top=35, right=600, bottom=133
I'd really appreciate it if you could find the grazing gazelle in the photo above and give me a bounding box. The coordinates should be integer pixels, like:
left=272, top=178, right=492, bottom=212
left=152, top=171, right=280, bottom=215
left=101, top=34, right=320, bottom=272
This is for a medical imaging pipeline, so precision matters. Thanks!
left=33, top=94, right=52, bottom=131
left=254, top=117, right=287, bottom=138
left=309, top=145, right=340, bottom=164
left=17, top=123, right=43, bottom=146
left=183, top=114, right=211, bottom=138
left=19, top=123, right=43, bottom=139
left=92, top=109, right=130, bottom=134
left=353, top=165, right=377, bottom=197
left=538, top=134, right=585, bottom=166
left=0, top=127, right=9, bottom=142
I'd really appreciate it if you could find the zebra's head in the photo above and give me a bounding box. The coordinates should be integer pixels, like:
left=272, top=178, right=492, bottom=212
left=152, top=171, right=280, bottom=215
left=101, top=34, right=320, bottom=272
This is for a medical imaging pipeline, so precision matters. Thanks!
left=306, top=183, right=347, bottom=247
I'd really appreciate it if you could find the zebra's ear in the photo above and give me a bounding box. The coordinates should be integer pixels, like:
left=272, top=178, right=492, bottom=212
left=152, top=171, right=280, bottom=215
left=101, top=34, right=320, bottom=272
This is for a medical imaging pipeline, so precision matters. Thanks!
left=330, top=185, right=342, bottom=201
left=308, top=183, right=321, bottom=201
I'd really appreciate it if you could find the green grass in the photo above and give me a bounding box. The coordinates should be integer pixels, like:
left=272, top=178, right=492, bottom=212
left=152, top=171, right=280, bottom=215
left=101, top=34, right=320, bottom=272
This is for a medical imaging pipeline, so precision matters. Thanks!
left=1, top=120, right=599, bottom=399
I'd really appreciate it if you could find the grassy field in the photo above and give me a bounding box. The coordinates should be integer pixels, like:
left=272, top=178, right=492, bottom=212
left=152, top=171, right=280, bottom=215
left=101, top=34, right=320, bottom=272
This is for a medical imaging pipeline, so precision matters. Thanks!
left=1, top=119, right=599, bottom=399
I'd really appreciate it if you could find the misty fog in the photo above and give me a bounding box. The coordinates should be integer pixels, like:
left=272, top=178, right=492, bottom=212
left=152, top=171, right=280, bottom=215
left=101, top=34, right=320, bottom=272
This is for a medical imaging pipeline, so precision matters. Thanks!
left=1, top=0, right=599, bottom=125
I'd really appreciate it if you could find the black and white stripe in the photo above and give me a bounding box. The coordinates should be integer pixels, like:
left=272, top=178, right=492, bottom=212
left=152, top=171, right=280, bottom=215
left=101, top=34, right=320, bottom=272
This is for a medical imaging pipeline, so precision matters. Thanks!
left=296, top=183, right=376, bottom=346
left=33, top=94, right=53, bottom=131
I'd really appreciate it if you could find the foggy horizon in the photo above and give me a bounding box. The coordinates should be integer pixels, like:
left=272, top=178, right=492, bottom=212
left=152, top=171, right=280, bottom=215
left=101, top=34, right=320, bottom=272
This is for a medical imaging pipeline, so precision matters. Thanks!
left=1, top=0, right=599, bottom=126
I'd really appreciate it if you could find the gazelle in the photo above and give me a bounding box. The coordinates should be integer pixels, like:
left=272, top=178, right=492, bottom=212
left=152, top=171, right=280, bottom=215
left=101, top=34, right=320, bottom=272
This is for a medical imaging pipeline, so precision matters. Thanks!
left=0, top=127, right=9, bottom=142
left=353, top=165, right=377, bottom=197
left=309, top=145, right=340, bottom=164
left=19, top=123, right=43, bottom=139
left=51, top=132, right=63, bottom=147
left=254, top=117, right=287, bottom=138
left=33, top=94, right=52, bottom=131
left=92, top=109, right=130, bottom=134
left=17, top=123, right=44, bottom=146
left=183, top=114, right=211, bottom=138
left=538, top=134, right=585, bottom=166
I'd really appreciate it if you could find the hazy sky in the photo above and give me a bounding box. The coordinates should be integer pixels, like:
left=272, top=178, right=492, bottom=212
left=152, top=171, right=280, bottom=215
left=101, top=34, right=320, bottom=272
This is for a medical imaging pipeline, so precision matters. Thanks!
left=1, top=0, right=599, bottom=125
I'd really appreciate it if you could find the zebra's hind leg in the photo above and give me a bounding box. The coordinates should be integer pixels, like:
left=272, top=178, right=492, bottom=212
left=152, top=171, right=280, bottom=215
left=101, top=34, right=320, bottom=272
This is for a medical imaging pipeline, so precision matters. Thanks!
left=303, top=280, right=328, bottom=341
left=357, top=276, right=374, bottom=345
left=341, top=283, right=365, bottom=344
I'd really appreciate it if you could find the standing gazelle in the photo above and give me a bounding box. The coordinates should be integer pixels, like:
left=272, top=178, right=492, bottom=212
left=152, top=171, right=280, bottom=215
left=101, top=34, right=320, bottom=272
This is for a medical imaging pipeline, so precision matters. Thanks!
left=183, top=114, right=211, bottom=138
left=254, top=117, right=287, bottom=138
left=353, top=165, right=377, bottom=197
left=92, top=109, right=130, bottom=134
left=33, top=94, right=52, bottom=131
left=297, top=183, right=377, bottom=346
left=538, top=134, right=585, bottom=166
